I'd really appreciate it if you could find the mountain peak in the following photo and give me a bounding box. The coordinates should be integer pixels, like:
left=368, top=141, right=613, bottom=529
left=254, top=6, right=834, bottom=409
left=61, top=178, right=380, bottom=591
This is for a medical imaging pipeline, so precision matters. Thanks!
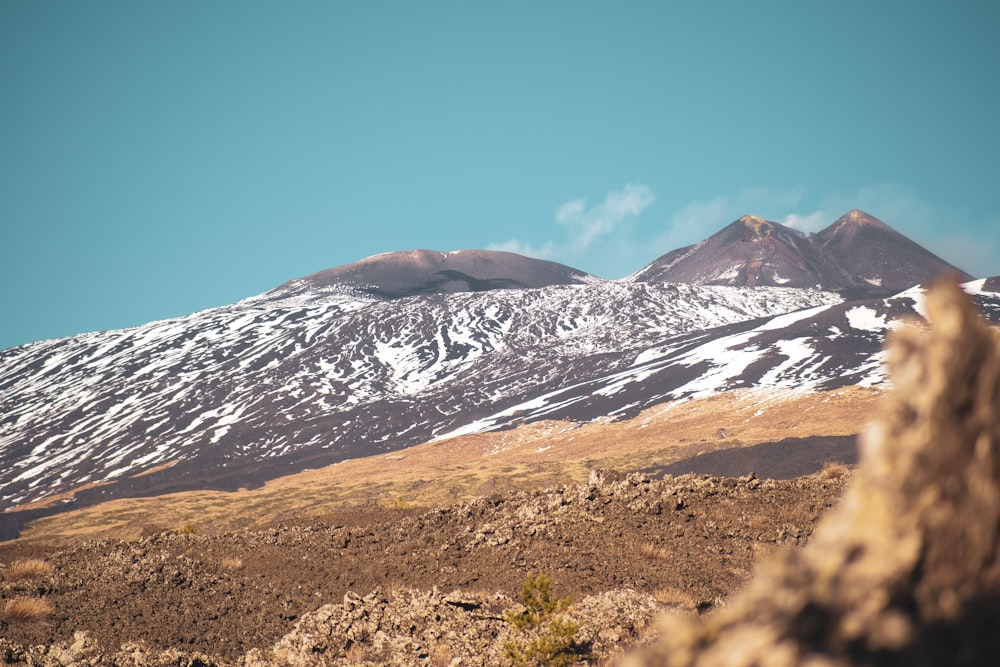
left=735, top=214, right=775, bottom=237
left=629, top=211, right=972, bottom=294
left=827, top=209, right=892, bottom=232
left=269, top=248, right=598, bottom=300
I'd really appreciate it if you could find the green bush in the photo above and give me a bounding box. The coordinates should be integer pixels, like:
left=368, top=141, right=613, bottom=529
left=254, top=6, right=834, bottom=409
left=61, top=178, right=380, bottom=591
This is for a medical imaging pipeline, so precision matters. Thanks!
left=504, top=574, right=583, bottom=666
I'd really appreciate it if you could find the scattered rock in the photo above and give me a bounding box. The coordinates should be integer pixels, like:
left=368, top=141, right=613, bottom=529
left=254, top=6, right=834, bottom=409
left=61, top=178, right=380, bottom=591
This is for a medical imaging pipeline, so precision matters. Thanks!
left=626, top=279, right=1000, bottom=666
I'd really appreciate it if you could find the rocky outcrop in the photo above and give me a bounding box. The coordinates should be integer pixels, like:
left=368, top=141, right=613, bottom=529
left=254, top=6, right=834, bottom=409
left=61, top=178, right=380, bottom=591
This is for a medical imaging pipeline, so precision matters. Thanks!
left=242, top=587, right=659, bottom=667
left=627, top=279, right=1000, bottom=666
left=0, top=467, right=849, bottom=665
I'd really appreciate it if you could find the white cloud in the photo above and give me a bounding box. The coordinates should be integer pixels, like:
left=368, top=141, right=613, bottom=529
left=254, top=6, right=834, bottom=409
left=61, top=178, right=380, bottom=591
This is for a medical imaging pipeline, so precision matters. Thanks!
left=488, top=183, right=656, bottom=277
left=486, top=239, right=555, bottom=260
left=488, top=181, right=999, bottom=280
left=781, top=211, right=827, bottom=232
left=555, top=183, right=656, bottom=251
left=649, top=187, right=811, bottom=255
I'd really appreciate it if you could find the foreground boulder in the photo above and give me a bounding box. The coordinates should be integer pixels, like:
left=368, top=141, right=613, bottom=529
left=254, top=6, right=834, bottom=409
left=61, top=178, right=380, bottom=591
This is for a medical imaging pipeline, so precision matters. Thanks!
left=627, top=279, right=1000, bottom=666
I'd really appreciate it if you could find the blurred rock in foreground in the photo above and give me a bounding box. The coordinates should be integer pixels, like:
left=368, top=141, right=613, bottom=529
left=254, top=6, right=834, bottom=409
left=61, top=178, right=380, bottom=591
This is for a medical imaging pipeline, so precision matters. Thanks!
left=627, top=278, right=1000, bottom=667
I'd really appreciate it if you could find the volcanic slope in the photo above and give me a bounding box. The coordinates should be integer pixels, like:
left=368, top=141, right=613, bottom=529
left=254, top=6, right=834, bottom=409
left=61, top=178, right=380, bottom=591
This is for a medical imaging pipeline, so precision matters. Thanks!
left=0, top=469, right=852, bottom=664
left=267, top=248, right=600, bottom=300
left=0, top=280, right=840, bottom=513
left=0, top=216, right=992, bottom=529
left=10, top=386, right=880, bottom=546
left=15, top=277, right=1000, bottom=545
left=628, top=210, right=972, bottom=295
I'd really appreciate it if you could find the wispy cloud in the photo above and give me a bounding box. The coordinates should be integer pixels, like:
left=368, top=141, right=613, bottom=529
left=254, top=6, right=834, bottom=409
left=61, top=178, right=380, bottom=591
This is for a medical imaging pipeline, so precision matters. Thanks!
left=489, top=182, right=999, bottom=280
left=489, top=183, right=656, bottom=277
left=555, top=183, right=656, bottom=251
left=649, top=187, right=810, bottom=255
left=486, top=238, right=554, bottom=260
left=781, top=211, right=827, bottom=232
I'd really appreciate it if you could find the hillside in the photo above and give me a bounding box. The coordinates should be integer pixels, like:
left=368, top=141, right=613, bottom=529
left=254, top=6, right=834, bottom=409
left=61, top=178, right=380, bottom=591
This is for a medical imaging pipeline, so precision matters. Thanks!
left=0, top=282, right=842, bottom=516
left=0, top=468, right=851, bottom=664
left=1, top=211, right=994, bottom=545
left=267, top=249, right=600, bottom=300
left=628, top=210, right=972, bottom=295
left=2, top=281, right=998, bottom=666
left=9, top=386, right=880, bottom=545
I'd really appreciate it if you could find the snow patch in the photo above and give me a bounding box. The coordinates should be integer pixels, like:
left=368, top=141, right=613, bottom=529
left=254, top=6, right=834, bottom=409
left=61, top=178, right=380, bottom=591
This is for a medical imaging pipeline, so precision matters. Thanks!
left=756, top=303, right=834, bottom=332
left=962, top=278, right=987, bottom=295
left=845, top=306, right=887, bottom=332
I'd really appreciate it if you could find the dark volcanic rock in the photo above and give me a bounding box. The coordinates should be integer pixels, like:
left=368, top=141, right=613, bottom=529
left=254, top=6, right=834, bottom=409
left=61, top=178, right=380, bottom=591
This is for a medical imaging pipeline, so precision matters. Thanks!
left=269, top=248, right=598, bottom=299
left=813, top=209, right=973, bottom=295
left=629, top=209, right=973, bottom=296
left=0, top=470, right=850, bottom=665
left=644, top=435, right=858, bottom=480
left=629, top=215, right=833, bottom=290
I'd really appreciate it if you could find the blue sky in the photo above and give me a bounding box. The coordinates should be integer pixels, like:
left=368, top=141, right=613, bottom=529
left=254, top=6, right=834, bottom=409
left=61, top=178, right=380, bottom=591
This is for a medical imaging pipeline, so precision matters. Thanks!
left=2, top=1, right=998, bottom=350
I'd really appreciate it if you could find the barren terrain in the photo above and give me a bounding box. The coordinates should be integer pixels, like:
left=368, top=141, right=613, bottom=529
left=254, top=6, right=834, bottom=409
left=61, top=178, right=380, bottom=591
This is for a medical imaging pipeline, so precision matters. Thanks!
left=1, top=468, right=850, bottom=664
left=0, top=388, right=874, bottom=664
left=7, top=387, right=877, bottom=546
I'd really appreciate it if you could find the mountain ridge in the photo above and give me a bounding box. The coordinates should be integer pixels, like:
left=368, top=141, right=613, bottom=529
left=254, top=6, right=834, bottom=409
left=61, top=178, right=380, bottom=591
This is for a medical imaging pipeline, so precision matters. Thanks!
left=264, top=248, right=600, bottom=301
left=1, top=212, right=995, bottom=539
left=627, top=209, right=973, bottom=295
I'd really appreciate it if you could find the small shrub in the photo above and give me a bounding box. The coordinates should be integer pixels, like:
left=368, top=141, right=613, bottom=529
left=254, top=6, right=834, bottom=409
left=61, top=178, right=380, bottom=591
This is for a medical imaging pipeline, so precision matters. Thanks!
left=179, top=522, right=199, bottom=535
left=391, top=495, right=419, bottom=509
left=506, top=616, right=582, bottom=667
left=506, top=574, right=571, bottom=630
left=4, top=559, right=53, bottom=583
left=653, top=587, right=698, bottom=612
left=819, top=461, right=850, bottom=479
left=504, top=574, right=584, bottom=666
left=3, top=597, right=52, bottom=624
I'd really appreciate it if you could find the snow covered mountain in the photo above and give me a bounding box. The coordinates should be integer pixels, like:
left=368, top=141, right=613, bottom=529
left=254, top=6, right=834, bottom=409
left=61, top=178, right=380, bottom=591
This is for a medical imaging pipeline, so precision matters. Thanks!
left=0, top=281, right=839, bottom=512
left=628, top=210, right=972, bottom=296
left=0, top=214, right=994, bottom=527
left=269, top=248, right=600, bottom=300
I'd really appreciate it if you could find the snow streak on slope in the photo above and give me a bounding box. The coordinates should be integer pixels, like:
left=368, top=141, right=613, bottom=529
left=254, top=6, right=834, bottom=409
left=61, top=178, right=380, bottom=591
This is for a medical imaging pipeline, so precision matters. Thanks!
left=0, top=283, right=840, bottom=509
left=434, top=281, right=1000, bottom=440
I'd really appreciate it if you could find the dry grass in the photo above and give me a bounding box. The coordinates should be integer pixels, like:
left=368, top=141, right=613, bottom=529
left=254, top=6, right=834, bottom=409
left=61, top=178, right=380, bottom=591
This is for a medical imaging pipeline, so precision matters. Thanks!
left=7, top=387, right=882, bottom=546
left=2, top=597, right=52, bottom=624
left=776, top=502, right=824, bottom=526
left=219, top=557, right=244, bottom=570
left=653, top=587, right=699, bottom=612
left=818, top=460, right=851, bottom=479
left=637, top=542, right=672, bottom=562
left=178, top=522, right=199, bottom=535
left=4, top=558, right=53, bottom=582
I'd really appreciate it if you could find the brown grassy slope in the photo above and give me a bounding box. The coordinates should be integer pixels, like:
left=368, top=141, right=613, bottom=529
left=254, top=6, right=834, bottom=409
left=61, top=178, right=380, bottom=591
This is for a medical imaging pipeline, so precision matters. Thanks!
left=0, top=471, right=851, bottom=662
left=9, top=386, right=880, bottom=546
